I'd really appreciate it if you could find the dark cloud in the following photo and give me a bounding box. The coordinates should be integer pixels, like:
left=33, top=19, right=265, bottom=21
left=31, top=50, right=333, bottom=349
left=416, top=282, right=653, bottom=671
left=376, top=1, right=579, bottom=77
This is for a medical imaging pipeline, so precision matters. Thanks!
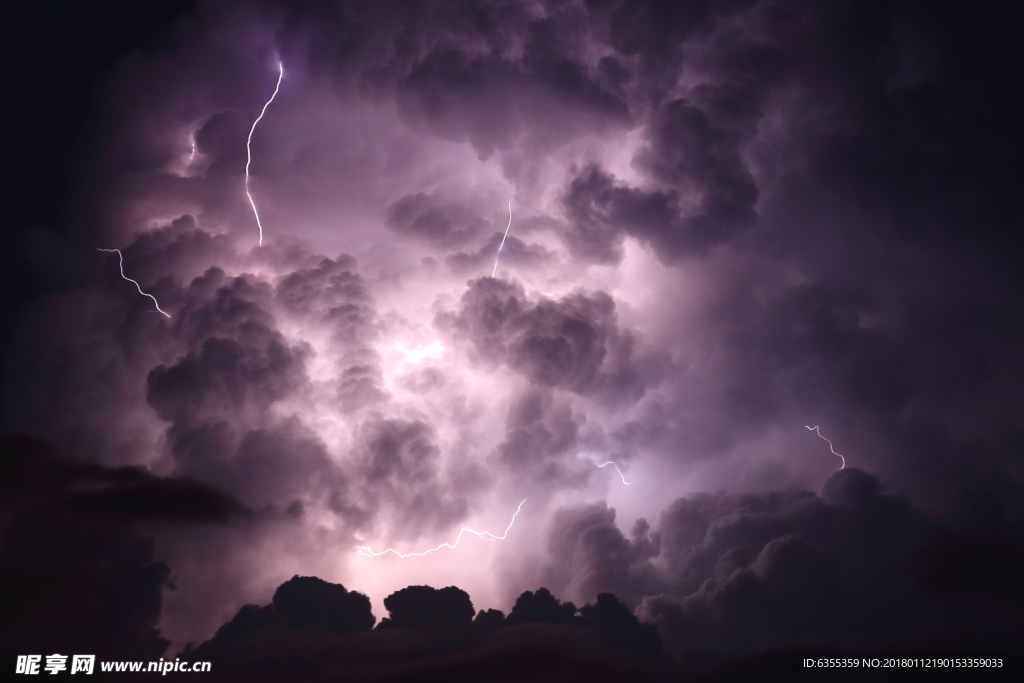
left=562, top=165, right=681, bottom=264
left=157, top=411, right=349, bottom=514
left=385, top=193, right=486, bottom=248
left=336, top=358, right=388, bottom=413
left=444, top=233, right=553, bottom=276
left=358, top=418, right=468, bottom=536
left=124, top=261, right=366, bottom=516
left=636, top=469, right=1024, bottom=656
left=64, top=474, right=251, bottom=524
left=231, top=419, right=343, bottom=507
left=492, top=388, right=586, bottom=486
left=116, top=215, right=237, bottom=285
left=166, top=270, right=280, bottom=349
left=600, top=0, right=720, bottom=62
left=441, top=278, right=647, bottom=402
left=0, top=507, right=172, bottom=661
left=562, top=94, right=759, bottom=265
left=145, top=314, right=315, bottom=506
left=396, top=365, right=447, bottom=394
left=807, top=0, right=1024, bottom=281
left=361, top=419, right=439, bottom=486
left=146, top=333, right=305, bottom=424
left=274, top=254, right=366, bottom=319
left=0, top=434, right=250, bottom=526
left=193, top=111, right=250, bottom=177
left=397, top=34, right=630, bottom=156
left=282, top=0, right=634, bottom=157
left=633, top=98, right=760, bottom=253
left=556, top=0, right=819, bottom=264
left=275, top=255, right=388, bottom=414
left=541, top=502, right=664, bottom=607
left=0, top=434, right=247, bottom=660
left=5, top=0, right=1024, bottom=677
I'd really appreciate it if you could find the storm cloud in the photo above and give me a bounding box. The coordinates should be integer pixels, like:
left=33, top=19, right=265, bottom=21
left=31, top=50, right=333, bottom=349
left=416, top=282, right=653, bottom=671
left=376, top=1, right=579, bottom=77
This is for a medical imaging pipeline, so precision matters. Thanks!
left=3, top=0, right=1023, bottom=676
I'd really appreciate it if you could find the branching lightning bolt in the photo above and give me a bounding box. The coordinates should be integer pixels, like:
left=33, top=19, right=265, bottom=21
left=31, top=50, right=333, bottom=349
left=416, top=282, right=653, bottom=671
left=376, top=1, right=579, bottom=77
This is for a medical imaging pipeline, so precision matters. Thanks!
left=596, top=461, right=633, bottom=485
left=97, top=249, right=171, bottom=318
left=806, top=426, right=846, bottom=469
left=491, top=200, right=513, bottom=277
left=246, top=61, right=284, bottom=246
left=356, top=499, right=525, bottom=558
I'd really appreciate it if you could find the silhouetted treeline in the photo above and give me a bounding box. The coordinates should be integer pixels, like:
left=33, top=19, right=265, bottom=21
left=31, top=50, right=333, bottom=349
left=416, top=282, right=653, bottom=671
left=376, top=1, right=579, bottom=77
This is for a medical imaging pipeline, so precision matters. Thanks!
left=184, top=576, right=669, bottom=682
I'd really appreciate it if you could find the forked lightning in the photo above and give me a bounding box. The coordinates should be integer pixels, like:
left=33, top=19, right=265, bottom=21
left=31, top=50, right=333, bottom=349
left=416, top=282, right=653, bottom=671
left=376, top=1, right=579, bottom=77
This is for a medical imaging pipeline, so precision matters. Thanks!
left=596, top=461, right=632, bottom=485
left=356, top=499, right=525, bottom=558
left=246, top=62, right=284, bottom=245
left=806, top=425, right=846, bottom=469
left=491, top=201, right=513, bottom=277
left=98, top=248, right=171, bottom=318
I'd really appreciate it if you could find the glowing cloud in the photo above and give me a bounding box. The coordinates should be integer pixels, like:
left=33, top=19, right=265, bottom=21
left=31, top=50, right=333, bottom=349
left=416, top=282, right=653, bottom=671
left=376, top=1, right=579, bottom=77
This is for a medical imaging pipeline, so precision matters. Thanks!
left=490, top=200, right=513, bottom=277
left=245, top=61, right=284, bottom=245
left=806, top=425, right=846, bottom=470
left=390, top=341, right=445, bottom=364
left=356, top=500, right=526, bottom=558
left=97, top=248, right=171, bottom=318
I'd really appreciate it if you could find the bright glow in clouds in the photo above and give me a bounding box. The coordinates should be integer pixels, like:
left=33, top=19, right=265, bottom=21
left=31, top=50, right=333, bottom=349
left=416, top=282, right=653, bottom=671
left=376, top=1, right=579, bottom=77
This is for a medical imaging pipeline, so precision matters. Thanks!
left=390, top=340, right=445, bottom=364
left=356, top=500, right=526, bottom=558
left=596, top=461, right=633, bottom=485
left=490, top=200, right=513, bottom=277
left=806, top=426, right=846, bottom=470
left=245, top=61, right=284, bottom=246
left=97, top=248, right=171, bottom=318
left=72, top=3, right=969, bottom=650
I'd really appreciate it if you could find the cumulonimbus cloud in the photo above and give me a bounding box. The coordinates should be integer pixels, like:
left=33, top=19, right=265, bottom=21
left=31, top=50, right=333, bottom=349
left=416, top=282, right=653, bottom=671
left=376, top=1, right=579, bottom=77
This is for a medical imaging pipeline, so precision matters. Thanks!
left=5, top=0, right=1023, bottom=663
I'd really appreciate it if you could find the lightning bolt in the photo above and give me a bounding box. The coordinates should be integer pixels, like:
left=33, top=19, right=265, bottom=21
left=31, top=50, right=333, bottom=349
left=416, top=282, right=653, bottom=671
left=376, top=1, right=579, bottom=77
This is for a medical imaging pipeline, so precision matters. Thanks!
left=596, top=461, right=632, bottom=485
left=97, top=249, right=171, bottom=318
left=246, top=61, right=284, bottom=246
left=490, top=200, right=513, bottom=278
left=805, top=425, right=846, bottom=469
left=356, top=499, right=525, bottom=558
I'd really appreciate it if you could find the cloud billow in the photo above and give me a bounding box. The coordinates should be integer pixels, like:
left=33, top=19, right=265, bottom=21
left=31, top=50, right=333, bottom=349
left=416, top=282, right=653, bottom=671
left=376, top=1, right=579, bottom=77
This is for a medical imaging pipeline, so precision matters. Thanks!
left=4, top=0, right=1023, bottom=673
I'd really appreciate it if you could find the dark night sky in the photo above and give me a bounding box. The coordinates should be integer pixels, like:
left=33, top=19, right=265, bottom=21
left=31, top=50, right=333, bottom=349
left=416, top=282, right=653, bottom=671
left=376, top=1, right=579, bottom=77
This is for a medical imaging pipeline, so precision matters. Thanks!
left=2, top=1, right=1023, bottom=681
left=2, top=1, right=198, bottom=381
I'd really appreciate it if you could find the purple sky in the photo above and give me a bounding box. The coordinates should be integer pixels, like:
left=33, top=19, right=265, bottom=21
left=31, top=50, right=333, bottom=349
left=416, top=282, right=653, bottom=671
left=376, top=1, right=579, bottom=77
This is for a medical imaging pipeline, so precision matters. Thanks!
left=3, top=0, right=1023, bottom=674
